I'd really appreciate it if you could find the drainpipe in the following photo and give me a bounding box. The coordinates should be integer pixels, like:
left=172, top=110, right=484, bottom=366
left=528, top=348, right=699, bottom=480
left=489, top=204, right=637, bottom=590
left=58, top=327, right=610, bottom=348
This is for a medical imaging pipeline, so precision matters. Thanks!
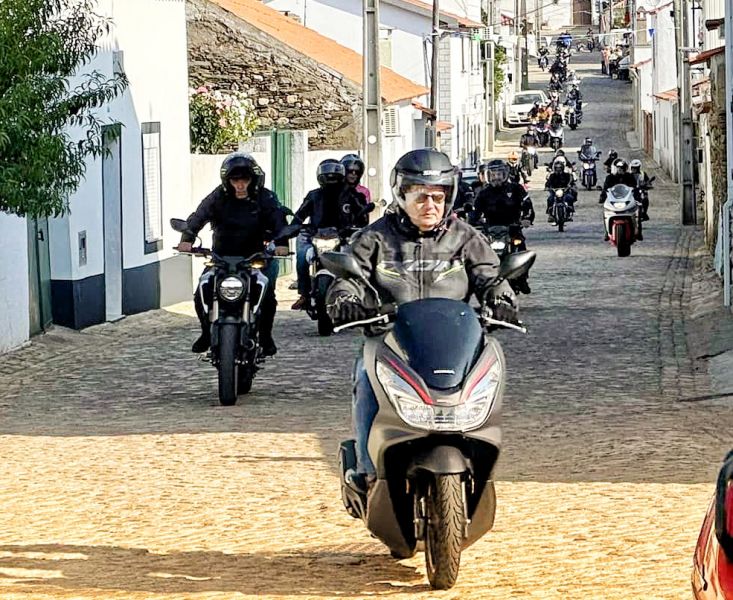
left=723, top=0, right=733, bottom=306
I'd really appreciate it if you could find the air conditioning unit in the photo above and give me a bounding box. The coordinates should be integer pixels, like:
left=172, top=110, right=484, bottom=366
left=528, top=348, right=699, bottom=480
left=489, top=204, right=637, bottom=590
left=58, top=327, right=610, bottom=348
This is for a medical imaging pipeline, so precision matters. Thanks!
left=383, top=106, right=400, bottom=137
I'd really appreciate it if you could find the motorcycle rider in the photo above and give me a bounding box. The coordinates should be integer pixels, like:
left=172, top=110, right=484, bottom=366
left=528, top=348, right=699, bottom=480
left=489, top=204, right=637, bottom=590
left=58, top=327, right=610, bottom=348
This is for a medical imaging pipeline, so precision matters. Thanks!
left=630, top=158, right=650, bottom=220
left=291, top=159, right=369, bottom=311
left=325, top=149, right=519, bottom=492
left=472, top=159, right=535, bottom=227
left=578, top=137, right=599, bottom=161
left=528, top=101, right=542, bottom=121
left=545, top=159, right=578, bottom=221
left=341, top=154, right=372, bottom=204
left=454, top=167, right=476, bottom=213
left=599, top=158, right=641, bottom=204
left=507, top=151, right=530, bottom=185
left=604, top=149, right=619, bottom=174
left=176, top=152, right=289, bottom=356
left=566, top=84, right=583, bottom=112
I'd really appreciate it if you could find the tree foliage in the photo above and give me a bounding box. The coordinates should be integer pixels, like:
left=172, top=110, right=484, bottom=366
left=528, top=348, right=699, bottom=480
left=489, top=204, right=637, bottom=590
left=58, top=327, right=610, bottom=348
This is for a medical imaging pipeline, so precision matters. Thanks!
left=0, top=0, right=128, bottom=218
left=189, top=86, right=260, bottom=154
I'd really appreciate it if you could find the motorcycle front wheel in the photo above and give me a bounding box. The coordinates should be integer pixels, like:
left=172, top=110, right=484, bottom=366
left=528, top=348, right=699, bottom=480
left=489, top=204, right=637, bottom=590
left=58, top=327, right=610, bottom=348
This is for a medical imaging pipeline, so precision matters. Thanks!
left=217, top=323, right=239, bottom=406
left=425, top=474, right=464, bottom=590
left=615, top=223, right=631, bottom=257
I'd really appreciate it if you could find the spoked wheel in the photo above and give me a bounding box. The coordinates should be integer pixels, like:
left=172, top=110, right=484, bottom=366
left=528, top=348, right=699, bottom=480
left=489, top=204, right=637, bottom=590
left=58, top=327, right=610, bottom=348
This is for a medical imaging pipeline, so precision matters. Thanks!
left=217, top=323, right=239, bottom=406
left=424, top=474, right=465, bottom=590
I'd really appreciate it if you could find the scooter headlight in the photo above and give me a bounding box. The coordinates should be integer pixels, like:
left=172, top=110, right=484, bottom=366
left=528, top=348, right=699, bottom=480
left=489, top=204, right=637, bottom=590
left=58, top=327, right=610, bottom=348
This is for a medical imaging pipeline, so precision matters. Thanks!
left=583, top=162, right=591, bottom=169
left=218, top=276, right=244, bottom=302
left=375, top=356, right=501, bottom=432
left=490, top=241, right=506, bottom=251
left=313, top=237, right=340, bottom=253
left=612, top=201, right=627, bottom=209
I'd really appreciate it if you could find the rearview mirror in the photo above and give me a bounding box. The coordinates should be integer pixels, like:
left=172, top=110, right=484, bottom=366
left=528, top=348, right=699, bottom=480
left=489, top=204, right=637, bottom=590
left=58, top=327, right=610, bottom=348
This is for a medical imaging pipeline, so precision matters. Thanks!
left=320, top=251, right=362, bottom=280
left=498, top=251, right=536, bottom=281
left=649, top=176, right=656, bottom=183
left=276, top=223, right=301, bottom=239
left=170, top=218, right=189, bottom=233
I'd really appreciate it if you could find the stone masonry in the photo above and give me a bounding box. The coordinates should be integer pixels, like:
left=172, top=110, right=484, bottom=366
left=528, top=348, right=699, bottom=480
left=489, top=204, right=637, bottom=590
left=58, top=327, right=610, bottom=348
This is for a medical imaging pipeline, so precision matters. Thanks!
left=707, top=55, right=728, bottom=251
left=186, top=0, right=362, bottom=149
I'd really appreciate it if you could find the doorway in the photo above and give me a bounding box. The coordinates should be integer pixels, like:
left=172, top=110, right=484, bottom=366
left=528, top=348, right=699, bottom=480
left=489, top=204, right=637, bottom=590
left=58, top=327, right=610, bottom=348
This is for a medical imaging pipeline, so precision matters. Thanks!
left=27, top=217, right=52, bottom=336
left=102, top=125, right=123, bottom=322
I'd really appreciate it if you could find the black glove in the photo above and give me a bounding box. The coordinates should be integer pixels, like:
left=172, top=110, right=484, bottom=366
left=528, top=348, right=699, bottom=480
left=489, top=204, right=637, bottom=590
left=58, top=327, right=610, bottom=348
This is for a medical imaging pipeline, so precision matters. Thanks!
left=486, top=293, right=519, bottom=324
left=327, top=293, right=373, bottom=325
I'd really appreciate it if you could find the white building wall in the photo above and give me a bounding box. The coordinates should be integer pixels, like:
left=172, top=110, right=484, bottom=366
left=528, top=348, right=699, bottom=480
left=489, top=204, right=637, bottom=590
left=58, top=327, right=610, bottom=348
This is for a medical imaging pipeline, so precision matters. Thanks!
left=0, top=215, right=30, bottom=353
left=543, top=0, right=574, bottom=29
left=650, top=7, right=677, bottom=96
left=51, top=0, right=191, bottom=280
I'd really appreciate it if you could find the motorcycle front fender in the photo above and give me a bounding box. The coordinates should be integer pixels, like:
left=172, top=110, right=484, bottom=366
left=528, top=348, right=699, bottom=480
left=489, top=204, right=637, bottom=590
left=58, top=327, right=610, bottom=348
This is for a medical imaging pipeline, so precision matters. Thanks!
left=407, top=446, right=472, bottom=478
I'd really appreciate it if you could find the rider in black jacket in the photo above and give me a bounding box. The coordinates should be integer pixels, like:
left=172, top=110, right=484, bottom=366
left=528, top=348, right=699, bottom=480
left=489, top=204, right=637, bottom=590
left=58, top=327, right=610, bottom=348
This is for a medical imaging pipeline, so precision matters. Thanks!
left=599, top=159, right=642, bottom=203
left=472, top=159, right=534, bottom=226
left=545, top=160, right=578, bottom=220
left=291, top=159, right=369, bottom=310
left=325, top=149, right=518, bottom=492
left=177, top=153, right=289, bottom=356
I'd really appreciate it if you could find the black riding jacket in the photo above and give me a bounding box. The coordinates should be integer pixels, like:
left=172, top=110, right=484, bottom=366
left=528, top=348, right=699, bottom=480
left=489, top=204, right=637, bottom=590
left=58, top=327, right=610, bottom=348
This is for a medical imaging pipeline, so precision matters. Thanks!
left=326, top=212, right=513, bottom=309
left=182, top=186, right=287, bottom=257
left=472, top=182, right=532, bottom=227
left=546, top=172, right=575, bottom=190
left=294, top=186, right=368, bottom=231
left=601, top=173, right=641, bottom=201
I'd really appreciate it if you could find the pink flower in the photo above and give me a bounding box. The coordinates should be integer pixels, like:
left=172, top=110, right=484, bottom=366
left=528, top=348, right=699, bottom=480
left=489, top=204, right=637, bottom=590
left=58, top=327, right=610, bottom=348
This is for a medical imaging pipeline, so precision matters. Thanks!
left=196, top=86, right=208, bottom=93
left=219, top=118, right=227, bottom=127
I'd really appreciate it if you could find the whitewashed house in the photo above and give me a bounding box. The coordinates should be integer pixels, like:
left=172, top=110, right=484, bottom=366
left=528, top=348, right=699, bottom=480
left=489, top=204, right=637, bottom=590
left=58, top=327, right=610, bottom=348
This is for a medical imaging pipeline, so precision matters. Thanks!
left=648, top=0, right=679, bottom=180
left=263, top=0, right=486, bottom=166
left=47, top=0, right=193, bottom=330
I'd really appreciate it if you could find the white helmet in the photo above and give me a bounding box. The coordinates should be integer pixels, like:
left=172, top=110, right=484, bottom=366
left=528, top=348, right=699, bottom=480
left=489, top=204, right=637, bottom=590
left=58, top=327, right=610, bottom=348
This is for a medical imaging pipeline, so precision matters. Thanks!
left=630, top=159, right=642, bottom=172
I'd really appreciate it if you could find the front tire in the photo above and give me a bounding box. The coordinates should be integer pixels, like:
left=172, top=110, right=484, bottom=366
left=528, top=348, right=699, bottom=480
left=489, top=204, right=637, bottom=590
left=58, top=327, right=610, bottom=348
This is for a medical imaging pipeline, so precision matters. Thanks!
left=315, top=275, right=334, bottom=336
left=217, top=323, right=239, bottom=406
left=425, top=474, right=465, bottom=590
left=237, top=365, right=254, bottom=395
left=615, top=223, right=631, bottom=257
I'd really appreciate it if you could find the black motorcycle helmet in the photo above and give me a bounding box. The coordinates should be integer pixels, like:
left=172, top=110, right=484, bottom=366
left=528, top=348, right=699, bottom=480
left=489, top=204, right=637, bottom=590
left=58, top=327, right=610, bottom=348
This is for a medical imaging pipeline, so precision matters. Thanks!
left=485, top=159, right=510, bottom=188
left=584, top=137, right=593, bottom=146
left=608, top=149, right=618, bottom=160
left=340, top=154, right=365, bottom=179
left=317, top=159, right=346, bottom=187
left=553, top=160, right=565, bottom=174
left=389, top=148, right=457, bottom=213
left=220, top=152, right=264, bottom=196
left=614, top=159, right=629, bottom=174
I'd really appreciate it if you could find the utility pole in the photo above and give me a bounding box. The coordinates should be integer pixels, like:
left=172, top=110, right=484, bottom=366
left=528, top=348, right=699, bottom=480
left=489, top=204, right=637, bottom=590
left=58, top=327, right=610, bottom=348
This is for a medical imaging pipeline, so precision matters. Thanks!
left=521, top=0, right=528, bottom=89
left=674, top=0, right=696, bottom=224
left=363, top=0, right=383, bottom=203
left=484, top=0, right=495, bottom=154
left=722, top=0, right=733, bottom=305
left=426, top=0, right=440, bottom=147
left=514, top=0, right=521, bottom=92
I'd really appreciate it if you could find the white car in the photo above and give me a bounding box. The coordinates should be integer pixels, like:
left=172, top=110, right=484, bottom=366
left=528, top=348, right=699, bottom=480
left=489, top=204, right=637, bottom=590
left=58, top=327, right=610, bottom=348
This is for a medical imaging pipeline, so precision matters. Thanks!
left=506, top=91, right=549, bottom=125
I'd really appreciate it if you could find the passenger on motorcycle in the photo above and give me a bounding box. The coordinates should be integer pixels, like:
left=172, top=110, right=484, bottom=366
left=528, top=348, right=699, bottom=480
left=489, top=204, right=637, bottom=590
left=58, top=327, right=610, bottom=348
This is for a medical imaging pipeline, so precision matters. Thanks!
left=545, top=160, right=578, bottom=221
left=599, top=159, right=642, bottom=204
left=291, top=159, right=370, bottom=311
left=176, top=152, right=289, bottom=356
left=520, top=125, right=539, bottom=148
left=507, top=151, right=530, bottom=185
left=341, top=154, right=372, bottom=203
left=629, top=159, right=651, bottom=221
left=472, top=160, right=535, bottom=227
left=325, top=149, right=518, bottom=492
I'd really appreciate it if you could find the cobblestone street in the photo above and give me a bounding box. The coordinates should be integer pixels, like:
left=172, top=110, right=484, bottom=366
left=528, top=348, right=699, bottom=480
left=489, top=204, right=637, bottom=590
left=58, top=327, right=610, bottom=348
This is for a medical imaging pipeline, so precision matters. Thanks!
left=2, top=50, right=732, bottom=599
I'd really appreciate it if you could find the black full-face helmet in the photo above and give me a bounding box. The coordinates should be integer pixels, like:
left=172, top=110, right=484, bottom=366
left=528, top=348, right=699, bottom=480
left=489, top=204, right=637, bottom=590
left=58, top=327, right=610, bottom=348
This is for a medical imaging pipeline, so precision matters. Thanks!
left=614, top=159, right=629, bottom=174
left=317, top=159, right=346, bottom=187
left=340, top=154, right=365, bottom=179
left=485, top=159, right=510, bottom=188
left=389, top=148, right=457, bottom=213
left=220, top=152, right=264, bottom=196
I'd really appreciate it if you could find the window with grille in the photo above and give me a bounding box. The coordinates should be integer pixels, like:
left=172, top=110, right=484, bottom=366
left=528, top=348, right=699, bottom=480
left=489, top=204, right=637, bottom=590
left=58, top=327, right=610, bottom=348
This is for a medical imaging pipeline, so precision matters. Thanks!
left=142, top=122, right=163, bottom=254
left=383, top=106, right=400, bottom=137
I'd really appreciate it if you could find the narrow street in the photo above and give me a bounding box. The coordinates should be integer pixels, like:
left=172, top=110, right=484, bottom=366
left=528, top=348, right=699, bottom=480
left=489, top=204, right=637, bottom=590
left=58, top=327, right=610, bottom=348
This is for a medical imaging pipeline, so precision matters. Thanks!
left=0, top=49, right=731, bottom=599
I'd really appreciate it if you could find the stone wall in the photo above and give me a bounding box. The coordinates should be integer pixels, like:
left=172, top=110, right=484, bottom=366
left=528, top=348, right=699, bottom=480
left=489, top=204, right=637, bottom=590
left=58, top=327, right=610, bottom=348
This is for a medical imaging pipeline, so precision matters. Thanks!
left=707, top=55, right=728, bottom=252
left=186, top=0, right=362, bottom=149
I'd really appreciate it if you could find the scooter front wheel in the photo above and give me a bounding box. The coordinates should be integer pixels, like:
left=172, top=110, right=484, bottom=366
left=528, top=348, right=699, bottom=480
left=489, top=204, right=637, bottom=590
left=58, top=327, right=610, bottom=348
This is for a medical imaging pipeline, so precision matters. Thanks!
left=424, top=474, right=464, bottom=590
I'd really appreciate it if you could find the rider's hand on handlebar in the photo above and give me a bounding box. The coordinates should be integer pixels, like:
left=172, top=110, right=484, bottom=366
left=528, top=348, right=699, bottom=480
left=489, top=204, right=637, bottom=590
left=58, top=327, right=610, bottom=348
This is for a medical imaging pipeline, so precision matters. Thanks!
left=486, top=294, right=519, bottom=324
left=176, top=241, right=193, bottom=253
left=327, top=294, right=375, bottom=325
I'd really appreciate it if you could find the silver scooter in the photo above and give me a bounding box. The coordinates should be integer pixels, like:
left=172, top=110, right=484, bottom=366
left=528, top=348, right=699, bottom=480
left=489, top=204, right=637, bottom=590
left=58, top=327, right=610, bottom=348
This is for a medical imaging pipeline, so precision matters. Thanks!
left=324, top=251, right=536, bottom=590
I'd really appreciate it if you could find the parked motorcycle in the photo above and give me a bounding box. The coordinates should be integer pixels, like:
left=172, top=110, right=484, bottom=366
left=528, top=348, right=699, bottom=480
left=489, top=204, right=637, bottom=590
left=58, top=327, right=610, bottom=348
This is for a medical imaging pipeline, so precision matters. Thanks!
left=170, top=218, right=289, bottom=405
left=602, top=184, right=642, bottom=257
left=549, top=124, right=564, bottom=151
left=548, top=188, right=572, bottom=232
left=326, top=250, right=536, bottom=590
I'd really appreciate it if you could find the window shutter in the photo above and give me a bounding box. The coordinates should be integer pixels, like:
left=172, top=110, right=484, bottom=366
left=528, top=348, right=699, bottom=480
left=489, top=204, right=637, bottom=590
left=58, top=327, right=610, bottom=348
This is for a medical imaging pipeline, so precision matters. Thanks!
left=383, top=106, right=400, bottom=137
left=142, top=122, right=163, bottom=253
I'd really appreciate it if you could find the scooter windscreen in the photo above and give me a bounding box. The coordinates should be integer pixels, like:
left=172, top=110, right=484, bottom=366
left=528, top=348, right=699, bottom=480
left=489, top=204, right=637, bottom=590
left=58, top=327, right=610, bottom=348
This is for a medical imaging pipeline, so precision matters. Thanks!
left=609, top=184, right=633, bottom=199
left=391, top=298, right=483, bottom=390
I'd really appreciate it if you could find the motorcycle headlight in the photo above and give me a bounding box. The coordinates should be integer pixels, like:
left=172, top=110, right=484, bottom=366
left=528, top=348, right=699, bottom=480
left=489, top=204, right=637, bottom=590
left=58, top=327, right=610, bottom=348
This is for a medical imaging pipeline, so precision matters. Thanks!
left=583, top=162, right=591, bottom=169
left=555, top=189, right=564, bottom=197
left=313, top=237, right=340, bottom=253
left=375, top=357, right=501, bottom=432
left=528, top=147, right=536, bottom=154
left=218, top=276, right=244, bottom=302
left=512, top=238, right=523, bottom=246
left=490, top=241, right=506, bottom=251
left=612, top=201, right=627, bottom=209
